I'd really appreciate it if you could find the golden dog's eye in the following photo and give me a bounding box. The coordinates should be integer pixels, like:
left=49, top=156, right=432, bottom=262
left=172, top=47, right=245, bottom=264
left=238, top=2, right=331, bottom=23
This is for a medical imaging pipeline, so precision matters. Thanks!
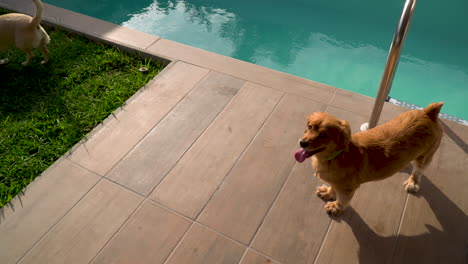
left=307, top=125, right=312, bottom=130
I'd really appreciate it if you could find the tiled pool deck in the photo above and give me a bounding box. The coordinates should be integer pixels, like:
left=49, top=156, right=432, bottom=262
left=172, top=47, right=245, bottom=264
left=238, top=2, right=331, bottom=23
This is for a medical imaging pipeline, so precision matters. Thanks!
left=1, top=1, right=467, bottom=263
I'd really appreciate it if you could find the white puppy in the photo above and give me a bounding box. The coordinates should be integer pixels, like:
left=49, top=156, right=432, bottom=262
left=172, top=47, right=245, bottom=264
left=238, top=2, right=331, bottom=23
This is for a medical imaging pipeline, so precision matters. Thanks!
left=0, top=0, right=51, bottom=65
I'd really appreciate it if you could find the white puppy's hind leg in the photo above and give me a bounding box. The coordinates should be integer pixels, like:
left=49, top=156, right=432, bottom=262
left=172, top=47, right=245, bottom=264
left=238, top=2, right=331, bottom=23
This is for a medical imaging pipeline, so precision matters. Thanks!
left=39, top=44, right=49, bottom=64
left=21, top=50, right=34, bottom=66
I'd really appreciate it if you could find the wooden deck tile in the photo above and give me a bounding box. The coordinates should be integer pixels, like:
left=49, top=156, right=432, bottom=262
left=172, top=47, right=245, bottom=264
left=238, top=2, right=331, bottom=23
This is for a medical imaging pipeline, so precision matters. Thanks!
left=251, top=163, right=331, bottom=264
left=0, top=159, right=100, bottom=264
left=107, top=71, right=244, bottom=196
left=198, top=94, right=326, bottom=244
left=151, top=82, right=283, bottom=219
left=19, top=179, right=142, bottom=264
left=240, top=250, right=281, bottom=264
left=92, top=201, right=191, bottom=264
left=165, top=223, right=245, bottom=264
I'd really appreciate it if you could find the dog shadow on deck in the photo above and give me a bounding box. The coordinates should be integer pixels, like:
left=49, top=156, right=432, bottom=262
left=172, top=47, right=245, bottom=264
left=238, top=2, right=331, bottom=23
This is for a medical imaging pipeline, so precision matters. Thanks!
left=340, top=175, right=468, bottom=264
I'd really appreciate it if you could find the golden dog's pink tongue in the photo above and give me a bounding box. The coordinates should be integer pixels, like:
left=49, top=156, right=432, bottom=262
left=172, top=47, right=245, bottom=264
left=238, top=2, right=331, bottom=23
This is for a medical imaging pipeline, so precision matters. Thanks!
left=294, top=148, right=309, bottom=163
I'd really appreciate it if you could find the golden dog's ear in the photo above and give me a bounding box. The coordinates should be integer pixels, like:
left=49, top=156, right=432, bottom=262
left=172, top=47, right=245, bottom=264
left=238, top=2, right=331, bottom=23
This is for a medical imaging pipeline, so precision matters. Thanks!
left=338, top=120, right=351, bottom=152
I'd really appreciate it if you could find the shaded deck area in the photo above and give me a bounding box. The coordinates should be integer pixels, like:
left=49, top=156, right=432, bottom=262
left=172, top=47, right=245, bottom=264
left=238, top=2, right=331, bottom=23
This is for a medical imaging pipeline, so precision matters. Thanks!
left=1, top=1, right=467, bottom=263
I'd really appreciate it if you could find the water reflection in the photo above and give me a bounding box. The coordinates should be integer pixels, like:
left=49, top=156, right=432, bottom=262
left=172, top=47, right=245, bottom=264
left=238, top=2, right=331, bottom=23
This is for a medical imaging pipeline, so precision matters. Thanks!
left=120, top=0, right=397, bottom=96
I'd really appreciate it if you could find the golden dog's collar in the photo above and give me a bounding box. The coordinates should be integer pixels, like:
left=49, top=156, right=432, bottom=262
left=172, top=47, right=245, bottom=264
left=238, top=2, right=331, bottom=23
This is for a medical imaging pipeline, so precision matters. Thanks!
left=327, top=149, right=344, bottom=160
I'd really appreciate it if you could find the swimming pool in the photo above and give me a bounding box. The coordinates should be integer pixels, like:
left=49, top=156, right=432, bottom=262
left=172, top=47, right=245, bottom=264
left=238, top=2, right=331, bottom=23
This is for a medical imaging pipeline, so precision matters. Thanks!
left=44, top=0, right=468, bottom=120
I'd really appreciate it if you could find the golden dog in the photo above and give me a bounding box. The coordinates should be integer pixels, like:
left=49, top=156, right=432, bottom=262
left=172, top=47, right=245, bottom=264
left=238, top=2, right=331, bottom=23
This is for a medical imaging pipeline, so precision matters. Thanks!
left=0, top=0, right=50, bottom=65
left=295, top=102, right=444, bottom=215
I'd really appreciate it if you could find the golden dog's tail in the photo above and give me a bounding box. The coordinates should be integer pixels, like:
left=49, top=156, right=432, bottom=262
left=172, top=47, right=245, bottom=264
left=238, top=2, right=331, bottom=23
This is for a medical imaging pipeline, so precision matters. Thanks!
left=31, top=0, right=45, bottom=29
left=424, top=102, right=444, bottom=121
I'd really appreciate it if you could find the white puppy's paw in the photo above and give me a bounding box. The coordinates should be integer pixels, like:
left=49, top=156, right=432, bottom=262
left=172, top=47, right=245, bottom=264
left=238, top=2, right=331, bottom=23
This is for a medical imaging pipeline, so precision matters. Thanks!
left=404, top=179, right=420, bottom=193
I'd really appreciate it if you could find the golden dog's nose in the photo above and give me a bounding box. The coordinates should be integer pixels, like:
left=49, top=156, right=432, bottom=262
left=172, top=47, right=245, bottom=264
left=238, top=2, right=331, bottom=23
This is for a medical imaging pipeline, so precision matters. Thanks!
left=299, top=140, right=309, bottom=148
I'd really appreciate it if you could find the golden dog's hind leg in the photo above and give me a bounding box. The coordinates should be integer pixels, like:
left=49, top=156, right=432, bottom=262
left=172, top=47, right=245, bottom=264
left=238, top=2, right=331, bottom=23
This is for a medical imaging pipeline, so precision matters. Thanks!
left=316, top=184, right=336, bottom=201
left=404, top=151, right=436, bottom=193
left=324, top=187, right=355, bottom=216
left=404, top=163, right=424, bottom=193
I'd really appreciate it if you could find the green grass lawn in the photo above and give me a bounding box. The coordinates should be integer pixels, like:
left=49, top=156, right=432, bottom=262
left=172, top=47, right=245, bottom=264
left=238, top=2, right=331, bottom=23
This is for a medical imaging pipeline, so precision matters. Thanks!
left=0, top=15, right=165, bottom=207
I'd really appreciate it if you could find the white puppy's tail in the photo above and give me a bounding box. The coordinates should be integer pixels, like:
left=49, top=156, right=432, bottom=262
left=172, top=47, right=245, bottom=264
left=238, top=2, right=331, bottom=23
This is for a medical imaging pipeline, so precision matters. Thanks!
left=424, top=102, right=444, bottom=121
left=30, top=0, right=45, bottom=29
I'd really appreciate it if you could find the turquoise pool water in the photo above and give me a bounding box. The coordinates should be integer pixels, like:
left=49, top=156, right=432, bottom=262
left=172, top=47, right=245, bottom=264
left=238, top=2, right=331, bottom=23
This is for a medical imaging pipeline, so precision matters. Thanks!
left=44, top=0, right=468, bottom=120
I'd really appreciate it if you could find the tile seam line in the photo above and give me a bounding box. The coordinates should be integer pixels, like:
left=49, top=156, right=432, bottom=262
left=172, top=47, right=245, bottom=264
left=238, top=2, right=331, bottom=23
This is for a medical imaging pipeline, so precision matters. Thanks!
left=100, top=65, right=211, bottom=178
left=239, top=247, right=285, bottom=264
left=389, top=192, right=410, bottom=264
left=312, top=218, right=334, bottom=264
left=237, top=248, right=250, bottom=264
left=159, top=212, right=271, bottom=263
left=70, top=162, right=145, bottom=199
left=327, top=89, right=338, bottom=105
left=161, top=219, right=196, bottom=264
left=144, top=77, right=248, bottom=197
left=87, top=196, right=147, bottom=264
left=242, top=167, right=297, bottom=263
left=144, top=37, right=162, bottom=50
left=192, top=92, right=286, bottom=222
left=246, top=162, right=297, bottom=246
left=16, top=175, right=105, bottom=264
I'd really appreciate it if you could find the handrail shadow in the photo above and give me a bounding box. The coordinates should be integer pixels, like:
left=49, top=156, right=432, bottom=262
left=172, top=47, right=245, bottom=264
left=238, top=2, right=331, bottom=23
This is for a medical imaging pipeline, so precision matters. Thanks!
left=339, top=176, right=468, bottom=264
left=440, top=120, right=468, bottom=155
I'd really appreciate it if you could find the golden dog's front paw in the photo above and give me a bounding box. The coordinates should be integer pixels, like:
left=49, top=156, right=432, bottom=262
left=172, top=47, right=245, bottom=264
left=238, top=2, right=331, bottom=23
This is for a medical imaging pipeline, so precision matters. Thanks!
left=316, top=185, right=336, bottom=201
left=404, top=179, right=420, bottom=193
left=324, top=201, right=343, bottom=216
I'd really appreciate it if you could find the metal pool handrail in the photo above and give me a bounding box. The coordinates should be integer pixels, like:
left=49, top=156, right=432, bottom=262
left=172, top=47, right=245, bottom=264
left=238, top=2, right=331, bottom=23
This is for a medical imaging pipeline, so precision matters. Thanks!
left=360, top=0, right=417, bottom=131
